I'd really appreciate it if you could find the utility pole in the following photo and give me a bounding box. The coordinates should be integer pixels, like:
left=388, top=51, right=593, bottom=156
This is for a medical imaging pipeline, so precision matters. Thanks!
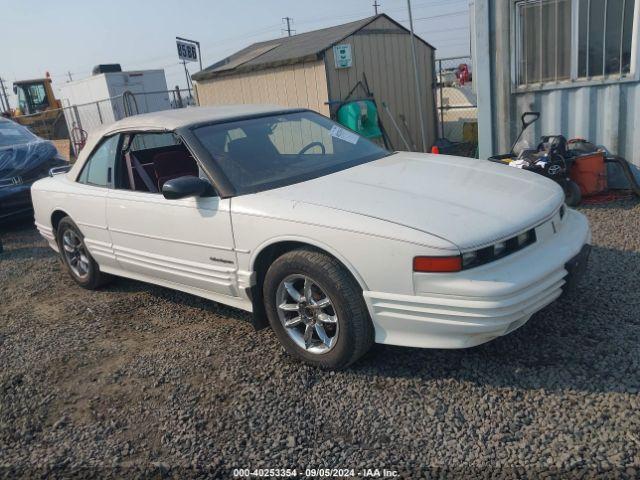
left=282, top=17, right=294, bottom=36
left=373, top=1, right=380, bottom=14
left=406, top=0, right=427, bottom=152
left=182, top=60, right=192, bottom=100
left=67, top=71, right=73, bottom=82
left=0, top=77, right=10, bottom=113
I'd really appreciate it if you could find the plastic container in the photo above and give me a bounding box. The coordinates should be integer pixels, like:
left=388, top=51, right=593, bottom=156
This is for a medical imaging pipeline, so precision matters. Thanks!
left=570, top=152, right=607, bottom=196
left=336, top=100, right=382, bottom=139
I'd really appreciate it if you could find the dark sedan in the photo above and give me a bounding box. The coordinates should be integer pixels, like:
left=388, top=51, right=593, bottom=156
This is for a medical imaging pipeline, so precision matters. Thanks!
left=0, top=118, right=68, bottom=223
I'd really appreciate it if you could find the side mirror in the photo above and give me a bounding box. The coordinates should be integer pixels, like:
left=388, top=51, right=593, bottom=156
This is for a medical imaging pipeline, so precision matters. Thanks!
left=49, top=165, right=72, bottom=177
left=162, top=176, right=214, bottom=200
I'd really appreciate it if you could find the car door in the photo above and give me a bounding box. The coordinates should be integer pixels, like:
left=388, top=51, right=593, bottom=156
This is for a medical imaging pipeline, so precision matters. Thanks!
left=105, top=131, right=238, bottom=298
left=69, top=134, right=121, bottom=270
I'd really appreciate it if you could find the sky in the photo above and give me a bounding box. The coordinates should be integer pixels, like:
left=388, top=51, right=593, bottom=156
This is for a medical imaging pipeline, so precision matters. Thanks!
left=1, top=0, right=470, bottom=107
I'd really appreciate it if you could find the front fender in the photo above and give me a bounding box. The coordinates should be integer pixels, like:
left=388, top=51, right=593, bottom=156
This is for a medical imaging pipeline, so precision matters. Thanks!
left=250, top=234, right=370, bottom=291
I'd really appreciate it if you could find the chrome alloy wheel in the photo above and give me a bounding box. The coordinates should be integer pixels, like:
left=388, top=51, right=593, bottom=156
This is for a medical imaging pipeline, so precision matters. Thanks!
left=275, top=274, right=339, bottom=354
left=62, top=229, right=90, bottom=279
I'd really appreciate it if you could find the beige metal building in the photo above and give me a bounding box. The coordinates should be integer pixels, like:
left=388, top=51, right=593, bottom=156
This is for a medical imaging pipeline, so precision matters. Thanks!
left=192, top=14, right=437, bottom=151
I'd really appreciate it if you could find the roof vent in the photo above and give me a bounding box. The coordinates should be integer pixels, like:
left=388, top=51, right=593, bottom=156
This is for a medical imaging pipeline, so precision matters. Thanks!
left=92, top=64, right=122, bottom=75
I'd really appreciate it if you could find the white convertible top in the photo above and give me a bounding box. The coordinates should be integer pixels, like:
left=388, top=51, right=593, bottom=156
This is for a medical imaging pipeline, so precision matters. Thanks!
left=68, top=104, right=299, bottom=179
left=104, top=104, right=299, bottom=132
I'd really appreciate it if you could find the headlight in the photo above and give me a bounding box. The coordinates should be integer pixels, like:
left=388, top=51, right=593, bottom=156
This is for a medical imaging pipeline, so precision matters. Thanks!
left=494, top=241, right=507, bottom=256
left=462, top=251, right=478, bottom=268
left=516, top=233, right=529, bottom=246
left=457, top=228, right=537, bottom=271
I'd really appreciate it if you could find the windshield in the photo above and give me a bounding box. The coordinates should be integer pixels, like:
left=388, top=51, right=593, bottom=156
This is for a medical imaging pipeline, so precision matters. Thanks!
left=0, top=121, right=37, bottom=148
left=193, top=110, right=389, bottom=195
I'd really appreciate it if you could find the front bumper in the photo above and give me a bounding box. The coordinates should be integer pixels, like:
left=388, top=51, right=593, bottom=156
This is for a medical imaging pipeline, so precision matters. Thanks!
left=364, top=208, right=591, bottom=349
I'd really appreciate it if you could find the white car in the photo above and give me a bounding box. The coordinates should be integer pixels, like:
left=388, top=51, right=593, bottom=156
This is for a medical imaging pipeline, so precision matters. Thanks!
left=32, top=105, right=591, bottom=369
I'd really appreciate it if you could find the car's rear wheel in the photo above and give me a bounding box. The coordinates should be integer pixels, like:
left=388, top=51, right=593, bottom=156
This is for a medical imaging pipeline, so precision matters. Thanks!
left=263, top=248, right=374, bottom=369
left=56, top=217, right=111, bottom=289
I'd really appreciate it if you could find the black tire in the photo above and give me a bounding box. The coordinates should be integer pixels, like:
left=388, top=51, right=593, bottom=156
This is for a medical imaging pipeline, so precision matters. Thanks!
left=263, top=248, right=374, bottom=369
left=56, top=217, right=112, bottom=289
left=563, top=180, right=582, bottom=207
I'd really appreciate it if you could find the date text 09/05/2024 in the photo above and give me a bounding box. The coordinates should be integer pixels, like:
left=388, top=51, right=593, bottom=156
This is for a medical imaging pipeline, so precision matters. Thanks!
left=232, top=468, right=399, bottom=477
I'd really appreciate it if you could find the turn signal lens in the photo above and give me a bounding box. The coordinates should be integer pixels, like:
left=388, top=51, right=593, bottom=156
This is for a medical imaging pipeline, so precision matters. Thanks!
left=413, top=256, right=462, bottom=273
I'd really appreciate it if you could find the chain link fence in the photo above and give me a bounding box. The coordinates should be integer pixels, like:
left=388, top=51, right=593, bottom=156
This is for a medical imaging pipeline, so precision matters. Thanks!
left=11, top=88, right=196, bottom=158
left=435, top=56, right=478, bottom=158
left=61, top=88, right=196, bottom=135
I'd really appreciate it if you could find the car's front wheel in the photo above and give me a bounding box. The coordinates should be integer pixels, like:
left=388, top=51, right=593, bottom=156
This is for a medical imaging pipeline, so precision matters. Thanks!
left=56, top=217, right=111, bottom=289
left=263, top=248, right=374, bottom=369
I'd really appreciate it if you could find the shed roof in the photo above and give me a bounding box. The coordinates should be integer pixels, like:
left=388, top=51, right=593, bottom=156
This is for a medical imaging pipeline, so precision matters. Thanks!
left=192, top=14, right=435, bottom=81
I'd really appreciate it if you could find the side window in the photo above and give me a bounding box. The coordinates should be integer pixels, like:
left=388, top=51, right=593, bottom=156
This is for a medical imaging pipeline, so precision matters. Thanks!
left=78, top=135, right=120, bottom=187
left=130, top=132, right=179, bottom=151
left=115, top=132, right=199, bottom=193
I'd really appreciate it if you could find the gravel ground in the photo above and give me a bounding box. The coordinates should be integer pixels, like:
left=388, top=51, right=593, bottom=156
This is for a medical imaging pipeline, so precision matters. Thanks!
left=1, top=200, right=639, bottom=479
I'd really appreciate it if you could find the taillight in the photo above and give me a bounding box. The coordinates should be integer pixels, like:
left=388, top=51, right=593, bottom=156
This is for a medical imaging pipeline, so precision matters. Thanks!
left=413, top=256, right=462, bottom=273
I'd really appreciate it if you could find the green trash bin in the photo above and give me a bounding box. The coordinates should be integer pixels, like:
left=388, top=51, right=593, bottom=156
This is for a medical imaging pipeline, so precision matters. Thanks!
left=336, top=100, right=383, bottom=140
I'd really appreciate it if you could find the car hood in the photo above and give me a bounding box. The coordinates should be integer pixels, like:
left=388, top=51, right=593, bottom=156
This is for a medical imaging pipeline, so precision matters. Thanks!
left=0, top=140, right=59, bottom=180
left=264, top=152, right=564, bottom=250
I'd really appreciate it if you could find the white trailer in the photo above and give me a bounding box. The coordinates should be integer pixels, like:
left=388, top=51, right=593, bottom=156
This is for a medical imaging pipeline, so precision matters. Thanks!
left=59, top=69, right=171, bottom=136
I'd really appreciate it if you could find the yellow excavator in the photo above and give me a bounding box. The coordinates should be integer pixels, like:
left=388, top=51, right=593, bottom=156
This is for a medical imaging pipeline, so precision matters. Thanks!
left=11, top=74, right=68, bottom=140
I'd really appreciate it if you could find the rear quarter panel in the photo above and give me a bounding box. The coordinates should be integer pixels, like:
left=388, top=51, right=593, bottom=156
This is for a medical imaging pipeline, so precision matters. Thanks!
left=31, top=175, right=111, bottom=262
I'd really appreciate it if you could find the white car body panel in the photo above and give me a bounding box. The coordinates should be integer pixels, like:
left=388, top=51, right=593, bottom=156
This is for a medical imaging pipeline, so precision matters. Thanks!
left=255, top=152, right=565, bottom=250
left=32, top=105, right=591, bottom=350
left=366, top=207, right=589, bottom=347
left=105, top=190, right=236, bottom=296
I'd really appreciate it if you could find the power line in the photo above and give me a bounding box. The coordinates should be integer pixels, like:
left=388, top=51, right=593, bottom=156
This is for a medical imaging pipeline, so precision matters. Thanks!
left=29, top=3, right=470, bottom=88
left=417, top=26, right=469, bottom=35
left=399, top=10, right=468, bottom=22
left=45, top=22, right=280, bottom=83
left=289, top=2, right=468, bottom=37
left=117, top=29, right=276, bottom=73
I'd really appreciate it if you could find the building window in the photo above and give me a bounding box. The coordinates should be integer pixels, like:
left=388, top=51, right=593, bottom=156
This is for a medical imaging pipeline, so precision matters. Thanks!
left=515, top=0, right=636, bottom=86
left=517, top=0, right=573, bottom=84
left=578, top=0, right=635, bottom=76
